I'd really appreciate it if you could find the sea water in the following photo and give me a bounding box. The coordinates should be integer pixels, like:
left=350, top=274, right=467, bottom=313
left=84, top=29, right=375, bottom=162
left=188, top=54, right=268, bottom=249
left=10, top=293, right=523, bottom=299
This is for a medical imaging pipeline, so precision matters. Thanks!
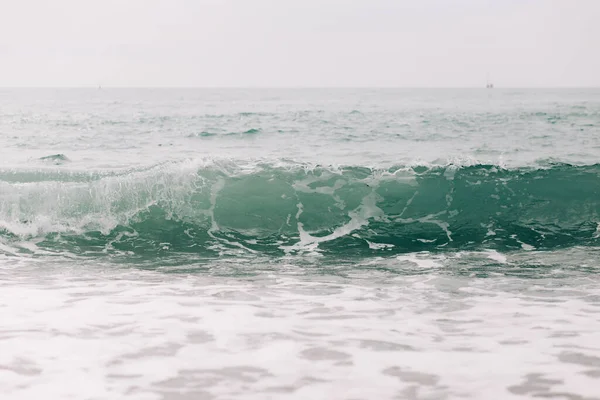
left=1, top=88, right=600, bottom=399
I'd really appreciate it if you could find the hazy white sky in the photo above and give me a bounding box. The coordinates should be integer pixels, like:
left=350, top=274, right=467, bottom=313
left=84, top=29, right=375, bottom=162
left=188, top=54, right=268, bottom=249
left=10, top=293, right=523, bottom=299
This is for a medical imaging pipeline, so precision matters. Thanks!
left=0, top=0, right=598, bottom=87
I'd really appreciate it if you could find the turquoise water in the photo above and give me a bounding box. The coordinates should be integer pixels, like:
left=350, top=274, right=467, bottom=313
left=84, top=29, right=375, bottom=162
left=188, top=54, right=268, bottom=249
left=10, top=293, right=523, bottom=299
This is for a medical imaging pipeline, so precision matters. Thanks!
left=1, top=89, right=600, bottom=399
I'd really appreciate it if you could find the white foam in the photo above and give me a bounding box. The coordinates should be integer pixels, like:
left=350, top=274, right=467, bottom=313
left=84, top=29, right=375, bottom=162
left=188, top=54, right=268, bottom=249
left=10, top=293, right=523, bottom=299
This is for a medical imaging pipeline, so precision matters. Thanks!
left=366, top=240, right=395, bottom=250
left=2, top=255, right=598, bottom=400
left=0, top=160, right=210, bottom=240
left=396, top=253, right=445, bottom=269
left=510, top=234, right=535, bottom=251
left=485, top=249, right=508, bottom=264
left=282, top=191, right=384, bottom=253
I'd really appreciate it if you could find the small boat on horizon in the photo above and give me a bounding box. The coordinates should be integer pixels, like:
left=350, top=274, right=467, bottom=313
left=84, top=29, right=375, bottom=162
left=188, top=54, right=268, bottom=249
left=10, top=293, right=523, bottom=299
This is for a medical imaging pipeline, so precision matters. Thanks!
left=486, top=74, right=494, bottom=89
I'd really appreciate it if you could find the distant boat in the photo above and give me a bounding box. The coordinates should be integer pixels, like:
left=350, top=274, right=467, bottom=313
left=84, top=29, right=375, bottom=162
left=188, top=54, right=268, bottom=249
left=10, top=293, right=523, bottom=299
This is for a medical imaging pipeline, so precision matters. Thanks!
left=486, top=74, right=494, bottom=89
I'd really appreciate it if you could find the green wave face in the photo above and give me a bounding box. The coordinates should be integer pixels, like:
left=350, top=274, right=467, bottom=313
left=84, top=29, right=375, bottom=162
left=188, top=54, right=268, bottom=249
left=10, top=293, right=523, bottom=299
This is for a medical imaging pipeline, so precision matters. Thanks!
left=1, top=161, right=599, bottom=257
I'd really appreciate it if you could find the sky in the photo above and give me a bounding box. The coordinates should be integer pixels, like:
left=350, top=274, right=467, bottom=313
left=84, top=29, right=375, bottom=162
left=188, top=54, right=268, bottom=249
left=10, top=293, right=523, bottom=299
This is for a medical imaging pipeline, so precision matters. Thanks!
left=0, top=0, right=598, bottom=87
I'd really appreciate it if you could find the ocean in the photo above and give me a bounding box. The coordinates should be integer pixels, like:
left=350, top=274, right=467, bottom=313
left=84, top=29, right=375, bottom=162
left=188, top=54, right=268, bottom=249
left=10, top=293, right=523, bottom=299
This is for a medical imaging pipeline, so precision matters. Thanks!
left=1, top=88, right=600, bottom=399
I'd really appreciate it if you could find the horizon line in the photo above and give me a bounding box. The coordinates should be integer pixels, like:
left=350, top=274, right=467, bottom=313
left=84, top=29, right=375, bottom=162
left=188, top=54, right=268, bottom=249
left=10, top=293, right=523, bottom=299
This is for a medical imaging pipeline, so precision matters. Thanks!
left=1, top=86, right=599, bottom=89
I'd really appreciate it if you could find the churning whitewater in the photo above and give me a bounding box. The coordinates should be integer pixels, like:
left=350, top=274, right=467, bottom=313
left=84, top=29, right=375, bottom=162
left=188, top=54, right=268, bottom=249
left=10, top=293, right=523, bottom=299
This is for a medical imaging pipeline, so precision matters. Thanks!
left=2, top=161, right=600, bottom=257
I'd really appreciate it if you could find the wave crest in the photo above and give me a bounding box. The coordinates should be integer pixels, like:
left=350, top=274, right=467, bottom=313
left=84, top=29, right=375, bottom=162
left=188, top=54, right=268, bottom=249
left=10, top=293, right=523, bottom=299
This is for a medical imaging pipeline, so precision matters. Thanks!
left=1, top=160, right=599, bottom=256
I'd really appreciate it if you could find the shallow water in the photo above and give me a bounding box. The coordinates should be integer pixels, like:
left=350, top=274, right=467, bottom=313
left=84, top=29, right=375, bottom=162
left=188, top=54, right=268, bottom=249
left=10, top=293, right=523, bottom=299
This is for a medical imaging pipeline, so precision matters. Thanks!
left=1, top=88, right=600, bottom=399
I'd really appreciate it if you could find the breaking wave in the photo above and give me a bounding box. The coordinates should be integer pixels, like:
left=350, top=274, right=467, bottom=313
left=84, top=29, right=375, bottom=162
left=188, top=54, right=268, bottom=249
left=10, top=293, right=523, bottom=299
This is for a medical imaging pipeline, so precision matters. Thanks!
left=1, top=160, right=599, bottom=257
